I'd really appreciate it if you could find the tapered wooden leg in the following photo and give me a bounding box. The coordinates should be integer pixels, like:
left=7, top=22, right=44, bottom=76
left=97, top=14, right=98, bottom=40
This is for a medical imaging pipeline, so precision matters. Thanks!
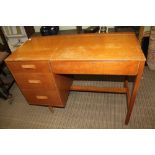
left=125, top=62, right=145, bottom=125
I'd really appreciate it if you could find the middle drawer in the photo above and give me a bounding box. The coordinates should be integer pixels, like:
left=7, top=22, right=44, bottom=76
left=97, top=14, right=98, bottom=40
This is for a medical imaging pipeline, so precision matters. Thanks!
left=14, top=73, right=56, bottom=90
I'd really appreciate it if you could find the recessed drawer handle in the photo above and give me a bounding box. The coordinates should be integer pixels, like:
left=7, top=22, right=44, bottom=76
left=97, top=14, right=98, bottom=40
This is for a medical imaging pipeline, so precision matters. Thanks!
left=21, top=64, right=36, bottom=69
left=36, top=95, right=48, bottom=100
left=28, top=80, right=41, bottom=84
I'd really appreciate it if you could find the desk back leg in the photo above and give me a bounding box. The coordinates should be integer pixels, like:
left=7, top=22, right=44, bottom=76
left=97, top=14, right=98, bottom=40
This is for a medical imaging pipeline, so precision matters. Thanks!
left=124, top=76, right=130, bottom=110
left=125, top=61, right=145, bottom=125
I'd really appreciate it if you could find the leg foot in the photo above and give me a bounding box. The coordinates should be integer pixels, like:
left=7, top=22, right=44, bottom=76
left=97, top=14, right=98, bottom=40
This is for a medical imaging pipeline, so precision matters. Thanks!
left=48, top=106, right=54, bottom=113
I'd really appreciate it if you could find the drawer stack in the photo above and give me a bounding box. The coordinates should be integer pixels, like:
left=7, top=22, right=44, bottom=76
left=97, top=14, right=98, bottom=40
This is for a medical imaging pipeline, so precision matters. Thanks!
left=6, top=61, right=63, bottom=107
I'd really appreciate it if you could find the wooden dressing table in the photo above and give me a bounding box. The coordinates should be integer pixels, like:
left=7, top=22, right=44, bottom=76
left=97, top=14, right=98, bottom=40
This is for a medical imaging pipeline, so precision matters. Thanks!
left=5, top=32, right=146, bottom=124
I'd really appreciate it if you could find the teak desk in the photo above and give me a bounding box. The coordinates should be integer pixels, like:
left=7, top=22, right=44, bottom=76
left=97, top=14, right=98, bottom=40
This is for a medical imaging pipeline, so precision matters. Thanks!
left=5, top=33, right=146, bottom=124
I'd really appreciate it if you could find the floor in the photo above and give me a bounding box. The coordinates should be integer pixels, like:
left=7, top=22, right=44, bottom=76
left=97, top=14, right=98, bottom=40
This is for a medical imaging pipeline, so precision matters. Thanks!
left=0, top=67, right=155, bottom=128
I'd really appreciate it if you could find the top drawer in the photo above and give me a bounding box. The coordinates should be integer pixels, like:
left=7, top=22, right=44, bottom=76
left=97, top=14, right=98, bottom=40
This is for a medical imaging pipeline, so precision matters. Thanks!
left=52, top=60, right=139, bottom=75
left=6, top=61, right=51, bottom=73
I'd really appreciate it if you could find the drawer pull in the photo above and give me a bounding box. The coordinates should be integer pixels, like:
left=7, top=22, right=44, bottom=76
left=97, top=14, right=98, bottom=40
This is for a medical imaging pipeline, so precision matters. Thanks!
left=21, top=64, right=36, bottom=69
left=28, top=80, right=41, bottom=84
left=36, top=96, right=48, bottom=100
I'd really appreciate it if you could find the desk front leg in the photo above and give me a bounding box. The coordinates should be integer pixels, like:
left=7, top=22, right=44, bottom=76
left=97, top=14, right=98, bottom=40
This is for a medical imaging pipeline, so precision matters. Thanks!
left=125, top=61, right=145, bottom=125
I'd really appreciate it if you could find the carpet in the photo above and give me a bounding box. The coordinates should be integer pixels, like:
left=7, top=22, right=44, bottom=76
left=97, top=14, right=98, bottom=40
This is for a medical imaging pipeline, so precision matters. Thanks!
left=0, top=67, right=155, bottom=128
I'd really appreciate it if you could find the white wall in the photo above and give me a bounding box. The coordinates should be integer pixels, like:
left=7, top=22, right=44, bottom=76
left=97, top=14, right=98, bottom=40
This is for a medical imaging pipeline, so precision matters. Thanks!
left=34, top=26, right=41, bottom=32
left=59, top=26, right=76, bottom=30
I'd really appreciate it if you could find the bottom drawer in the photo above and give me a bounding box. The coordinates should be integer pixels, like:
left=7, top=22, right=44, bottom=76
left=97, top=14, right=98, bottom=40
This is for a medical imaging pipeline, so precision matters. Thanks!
left=21, top=89, right=64, bottom=107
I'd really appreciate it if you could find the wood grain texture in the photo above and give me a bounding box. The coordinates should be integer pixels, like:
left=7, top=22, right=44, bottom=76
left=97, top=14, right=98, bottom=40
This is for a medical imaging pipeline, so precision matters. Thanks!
left=124, top=77, right=130, bottom=109
left=21, top=89, right=63, bottom=107
left=5, top=32, right=145, bottom=61
left=51, top=33, right=145, bottom=61
left=12, top=73, right=56, bottom=90
left=6, top=60, right=66, bottom=107
left=71, top=85, right=127, bottom=93
left=6, top=61, right=51, bottom=73
left=52, top=60, right=139, bottom=75
left=53, top=74, right=73, bottom=107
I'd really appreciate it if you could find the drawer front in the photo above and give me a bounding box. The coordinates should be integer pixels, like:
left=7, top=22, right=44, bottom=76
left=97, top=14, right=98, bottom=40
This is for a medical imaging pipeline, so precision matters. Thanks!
left=52, top=60, right=139, bottom=75
left=6, top=61, right=51, bottom=73
left=21, top=89, right=64, bottom=107
left=14, top=73, right=56, bottom=90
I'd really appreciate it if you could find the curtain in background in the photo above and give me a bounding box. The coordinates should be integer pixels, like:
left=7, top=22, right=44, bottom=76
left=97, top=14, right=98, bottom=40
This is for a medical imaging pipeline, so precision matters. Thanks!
left=147, top=26, right=155, bottom=70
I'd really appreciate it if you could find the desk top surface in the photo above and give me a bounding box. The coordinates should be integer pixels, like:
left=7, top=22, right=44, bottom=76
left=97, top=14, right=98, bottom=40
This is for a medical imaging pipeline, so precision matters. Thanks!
left=6, top=32, right=146, bottom=61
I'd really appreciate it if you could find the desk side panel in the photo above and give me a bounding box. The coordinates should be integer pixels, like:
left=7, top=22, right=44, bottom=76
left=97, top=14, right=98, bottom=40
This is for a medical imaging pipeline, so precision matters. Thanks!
left=50, top=63, right=73, bottom=106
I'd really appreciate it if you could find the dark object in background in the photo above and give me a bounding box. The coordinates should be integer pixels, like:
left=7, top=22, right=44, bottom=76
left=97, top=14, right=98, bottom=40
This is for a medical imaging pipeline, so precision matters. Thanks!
left=0, top=27, right=11, bottom=53
left=84, top=26, right=100, bottom=33
left=115, top=26, right=140, bottom=37
left=0, top=43, right=14, bottom=100
left=24, top=26, right=35, bottom=38
left=76, top=26, right=82, bottom=34
left=0, top=43, right=6, bottom=52
left=40, top=26, right=59, bottom=36
left=141, top=37, right=149, bottom=66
